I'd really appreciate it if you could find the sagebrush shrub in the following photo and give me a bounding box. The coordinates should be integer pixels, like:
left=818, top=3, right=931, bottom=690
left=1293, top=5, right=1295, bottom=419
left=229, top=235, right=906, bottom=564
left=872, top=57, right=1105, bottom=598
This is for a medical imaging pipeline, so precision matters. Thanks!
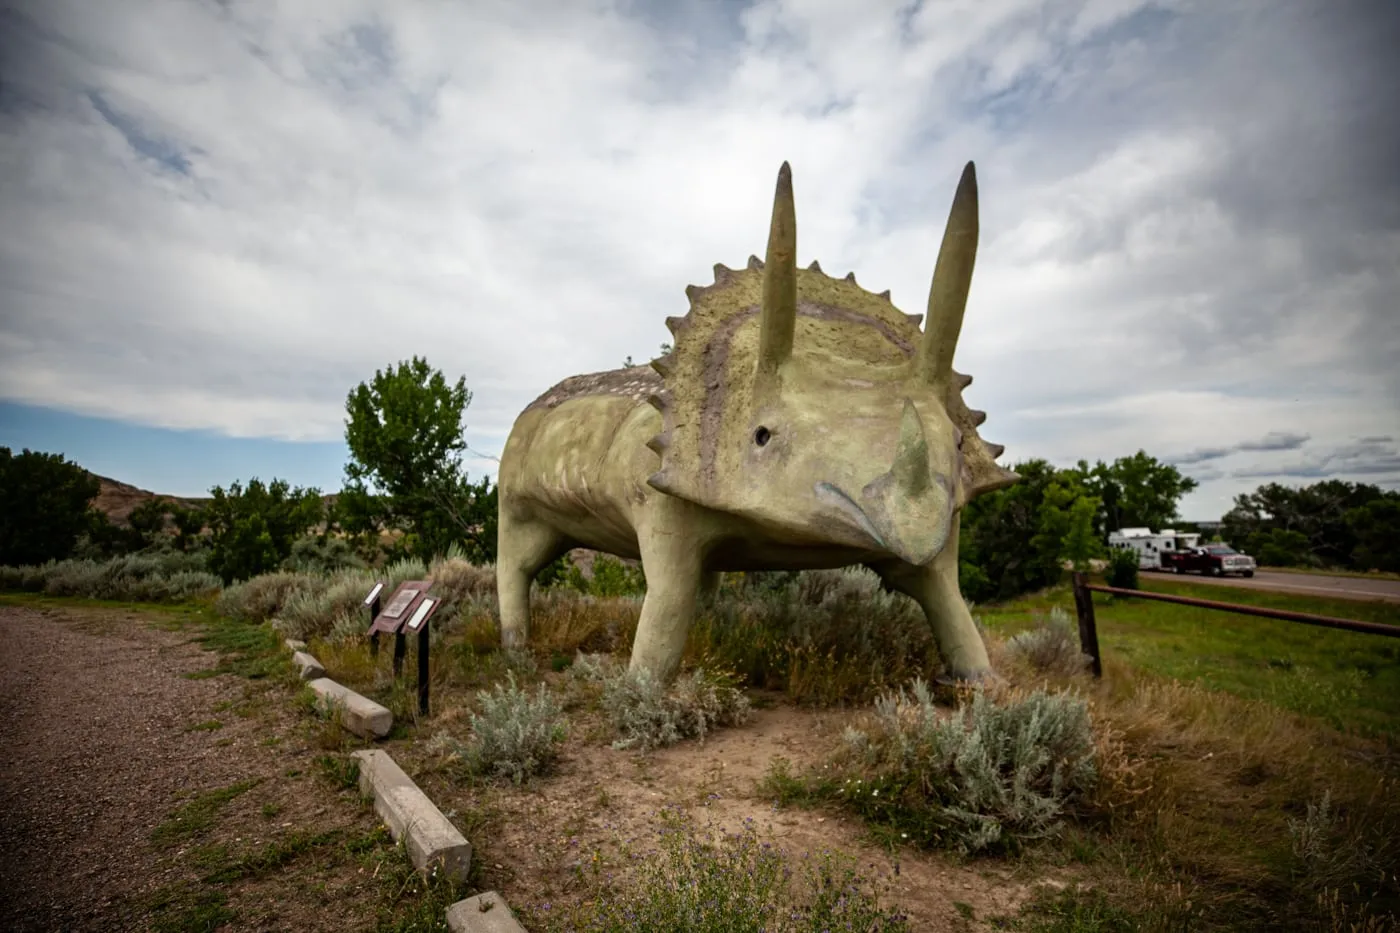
left=572, top=653, right=751, bottom=751
left=689, top=566, right=943, bottom=705
left=441, top=671, right=568, bottom=784
left=838, top=681, right=1099, bottom=853
left=1003, top=607, right=1092, bottom=677
left=0, top=553, right=221, bottom=602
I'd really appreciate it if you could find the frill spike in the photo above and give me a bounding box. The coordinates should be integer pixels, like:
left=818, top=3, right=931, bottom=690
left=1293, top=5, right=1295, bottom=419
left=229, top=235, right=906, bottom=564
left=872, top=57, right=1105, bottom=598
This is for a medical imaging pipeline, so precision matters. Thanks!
left=645, top=432, right=670, bottom=455
left=845, top=271, right=857, bottom=283
left=905, top=313, right=923, bottom=328
left=956, top=372, right=973, bottom=389
left=650, top=354, right=676, bottom=378
left=665, top=316, right=687, bottom=335
left=970, top=409, right=987, bottom=427
left=685, top=284, right=702, bottom=300
left=807, top=260, right=823, bottom=273
left=879, top=289, right=891, bottom=300
left=987, top=442, right=1005, bottom=459
left=645, top=391, right=671, bottom=412
left=747, top=255, right=764, bottom=270
left=713, top=263, right=734, bottom=283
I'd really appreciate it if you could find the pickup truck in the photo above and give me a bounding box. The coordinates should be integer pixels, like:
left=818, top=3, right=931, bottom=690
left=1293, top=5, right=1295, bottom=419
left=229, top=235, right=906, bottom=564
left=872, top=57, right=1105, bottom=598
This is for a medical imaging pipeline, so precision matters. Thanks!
left=1162, top=544, right=1257, bottom=577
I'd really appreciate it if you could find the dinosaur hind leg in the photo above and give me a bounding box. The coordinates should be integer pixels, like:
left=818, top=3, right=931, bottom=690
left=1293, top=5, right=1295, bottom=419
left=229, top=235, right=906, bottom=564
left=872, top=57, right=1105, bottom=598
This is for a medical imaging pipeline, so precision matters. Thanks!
left=496, top=509, right=570, bottom=651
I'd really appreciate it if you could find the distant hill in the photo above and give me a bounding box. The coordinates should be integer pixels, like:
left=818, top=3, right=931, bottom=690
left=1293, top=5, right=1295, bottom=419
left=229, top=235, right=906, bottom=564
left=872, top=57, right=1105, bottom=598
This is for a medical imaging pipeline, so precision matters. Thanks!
left=91, top=475, right=338, bottom=526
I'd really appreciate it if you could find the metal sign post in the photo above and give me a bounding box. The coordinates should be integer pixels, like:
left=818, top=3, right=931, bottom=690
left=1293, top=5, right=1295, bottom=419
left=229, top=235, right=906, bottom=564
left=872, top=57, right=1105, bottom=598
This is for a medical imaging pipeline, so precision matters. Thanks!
left=403, top=595, right=442, bottom=715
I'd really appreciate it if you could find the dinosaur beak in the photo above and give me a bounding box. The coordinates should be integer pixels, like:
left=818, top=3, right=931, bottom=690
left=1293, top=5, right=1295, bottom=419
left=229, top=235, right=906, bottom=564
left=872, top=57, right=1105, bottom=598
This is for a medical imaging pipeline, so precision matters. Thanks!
left=814, top=400, right=956, bottom=566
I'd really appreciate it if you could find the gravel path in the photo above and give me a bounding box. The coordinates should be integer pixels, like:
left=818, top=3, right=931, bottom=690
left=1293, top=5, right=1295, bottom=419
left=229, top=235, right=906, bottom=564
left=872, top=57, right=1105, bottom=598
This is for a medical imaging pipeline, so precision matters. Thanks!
left=0, top=604, right=253, bottom=932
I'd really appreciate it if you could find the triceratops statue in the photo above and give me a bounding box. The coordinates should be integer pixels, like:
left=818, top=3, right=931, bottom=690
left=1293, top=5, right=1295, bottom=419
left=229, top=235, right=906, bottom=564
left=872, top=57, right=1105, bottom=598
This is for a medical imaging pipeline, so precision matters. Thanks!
left=496, top=161, right=1018, bottom=682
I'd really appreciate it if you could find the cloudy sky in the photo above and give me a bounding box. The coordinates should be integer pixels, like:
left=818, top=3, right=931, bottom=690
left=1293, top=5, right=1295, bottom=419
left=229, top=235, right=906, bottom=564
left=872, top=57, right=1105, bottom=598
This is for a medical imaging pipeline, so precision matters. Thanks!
left=1, top=0, right=1397, bottom=522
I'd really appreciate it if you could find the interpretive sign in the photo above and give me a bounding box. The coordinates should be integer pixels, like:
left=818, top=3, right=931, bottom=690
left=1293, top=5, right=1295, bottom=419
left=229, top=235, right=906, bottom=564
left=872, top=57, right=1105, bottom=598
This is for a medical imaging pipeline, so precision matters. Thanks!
left=365, top=579, right=438, bottom=715
left=368, top=581, right=433, bottom=636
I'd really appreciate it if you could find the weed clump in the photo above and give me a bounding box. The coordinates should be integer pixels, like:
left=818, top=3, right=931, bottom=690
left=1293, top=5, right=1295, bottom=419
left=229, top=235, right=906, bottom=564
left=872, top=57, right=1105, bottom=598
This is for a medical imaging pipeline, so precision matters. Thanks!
left=571, top=653, right=750, bottom=751
left=837, top=681, right=1098, bottom=854
left=441, top=672, right=568, bottom=784
left=1003, top=608, right=1093, bottom=677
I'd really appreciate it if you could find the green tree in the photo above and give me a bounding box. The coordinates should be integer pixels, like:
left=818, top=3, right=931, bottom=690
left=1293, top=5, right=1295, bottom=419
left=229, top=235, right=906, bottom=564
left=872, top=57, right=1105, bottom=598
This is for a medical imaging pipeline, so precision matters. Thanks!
left=1222, top=480, right=1387, bottom=567
left=959, top=459, right=1063, bottom=601
left=1345, top=497, right=1400, bottom=573
left=126, top=498, right=172, bottom=549
left=169, top=505, right=208, bottom=551
left=1071, top=451, right=1198, bottom=534
left=0, top=447, right=101, bottom=566
left=204, top=478, right=324, bottom=584
left=343, top=356, right=497, bottom=561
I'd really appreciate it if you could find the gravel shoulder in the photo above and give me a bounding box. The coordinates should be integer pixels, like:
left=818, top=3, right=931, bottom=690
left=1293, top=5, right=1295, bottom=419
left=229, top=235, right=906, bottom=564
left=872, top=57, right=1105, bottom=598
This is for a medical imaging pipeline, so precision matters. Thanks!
left=0, top=600, right=422, bottom=933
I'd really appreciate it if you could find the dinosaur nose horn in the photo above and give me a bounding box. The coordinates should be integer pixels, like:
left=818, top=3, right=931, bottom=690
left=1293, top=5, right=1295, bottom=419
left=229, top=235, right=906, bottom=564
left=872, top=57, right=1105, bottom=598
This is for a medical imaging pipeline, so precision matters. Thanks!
left=891, top=399, right=931, bottom=496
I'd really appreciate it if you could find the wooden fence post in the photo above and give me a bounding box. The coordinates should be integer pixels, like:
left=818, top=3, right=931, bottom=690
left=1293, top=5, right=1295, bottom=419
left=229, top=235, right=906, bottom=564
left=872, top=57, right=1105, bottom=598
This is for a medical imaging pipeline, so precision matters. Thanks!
left=1072, top=572, right=1103, bottom=678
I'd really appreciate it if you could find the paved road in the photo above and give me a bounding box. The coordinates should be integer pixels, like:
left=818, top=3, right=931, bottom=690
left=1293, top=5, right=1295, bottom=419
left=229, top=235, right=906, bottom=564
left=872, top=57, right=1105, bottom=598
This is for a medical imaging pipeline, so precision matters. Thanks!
left=1143, top=568, right=1400, bottom=604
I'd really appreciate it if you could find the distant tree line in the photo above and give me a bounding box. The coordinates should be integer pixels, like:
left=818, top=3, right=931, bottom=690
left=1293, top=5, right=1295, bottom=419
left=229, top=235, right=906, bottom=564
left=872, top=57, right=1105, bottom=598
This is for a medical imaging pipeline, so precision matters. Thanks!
left=4, top=363, right=1397, bottom=593
left=1221, top=480, right=1400, bottom=574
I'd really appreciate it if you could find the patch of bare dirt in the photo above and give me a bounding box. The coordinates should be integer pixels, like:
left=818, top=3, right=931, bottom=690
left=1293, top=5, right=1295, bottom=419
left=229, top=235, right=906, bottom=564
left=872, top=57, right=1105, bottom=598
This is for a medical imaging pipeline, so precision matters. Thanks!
left=0, top=603, right=396, bottom=933
left=397, top=697, right=1052, bottom=930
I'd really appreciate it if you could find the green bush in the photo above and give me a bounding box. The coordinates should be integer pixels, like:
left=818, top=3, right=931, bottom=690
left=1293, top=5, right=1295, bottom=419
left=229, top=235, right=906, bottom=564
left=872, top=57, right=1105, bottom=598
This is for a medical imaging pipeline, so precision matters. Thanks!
left=1107, top=547, right=1140, bottom=589
left=280, top=535, right=366, bottom=574
left=837, top=682, right=1099, bottom=854
left=566, top=554, right=647, bottom=598
left=440, top=671, right=568, bottom=784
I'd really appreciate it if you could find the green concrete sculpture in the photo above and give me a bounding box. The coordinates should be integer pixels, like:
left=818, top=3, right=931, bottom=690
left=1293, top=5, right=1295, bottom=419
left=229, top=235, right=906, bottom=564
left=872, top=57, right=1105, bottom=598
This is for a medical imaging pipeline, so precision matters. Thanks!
left=496, top=161, right=1019, bottom=682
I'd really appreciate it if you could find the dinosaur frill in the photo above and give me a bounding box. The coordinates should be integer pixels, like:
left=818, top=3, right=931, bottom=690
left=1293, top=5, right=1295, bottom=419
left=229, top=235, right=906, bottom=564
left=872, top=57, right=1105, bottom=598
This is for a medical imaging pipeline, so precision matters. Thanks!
left=643, top=162, right=1018, bottom=506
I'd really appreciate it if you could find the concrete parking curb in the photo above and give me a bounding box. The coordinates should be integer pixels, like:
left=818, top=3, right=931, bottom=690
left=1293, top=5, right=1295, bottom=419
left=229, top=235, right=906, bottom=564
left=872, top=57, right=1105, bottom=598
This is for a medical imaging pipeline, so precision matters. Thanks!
left=307, top=678, right=392, bottom=739
left=351, top=749, right=473, bottom=883
left=291, top=650, right=326, bottom=681
left=446, top=892, right=528, bottom=932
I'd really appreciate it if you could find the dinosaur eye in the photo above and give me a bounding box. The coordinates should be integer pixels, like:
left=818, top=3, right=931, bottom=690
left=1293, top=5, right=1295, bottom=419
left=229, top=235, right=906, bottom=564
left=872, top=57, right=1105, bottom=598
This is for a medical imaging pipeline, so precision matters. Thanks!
left=754, top=426, right=771, bottom=447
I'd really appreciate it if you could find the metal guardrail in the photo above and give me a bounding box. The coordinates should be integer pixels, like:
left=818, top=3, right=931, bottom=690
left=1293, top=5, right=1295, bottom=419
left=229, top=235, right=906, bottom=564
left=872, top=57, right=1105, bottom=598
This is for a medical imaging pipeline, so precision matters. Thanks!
left=1069, top=572, right=1400, bottom=678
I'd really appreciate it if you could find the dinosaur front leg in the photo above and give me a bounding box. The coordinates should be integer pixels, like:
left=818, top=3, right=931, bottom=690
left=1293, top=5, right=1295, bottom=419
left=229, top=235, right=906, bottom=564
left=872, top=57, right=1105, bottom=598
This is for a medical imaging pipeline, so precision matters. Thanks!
left=628, top=514, right=705, bottom=682
left=496, top=509, right=569, bottom=652
left=869, top=517, right=992, bottom=680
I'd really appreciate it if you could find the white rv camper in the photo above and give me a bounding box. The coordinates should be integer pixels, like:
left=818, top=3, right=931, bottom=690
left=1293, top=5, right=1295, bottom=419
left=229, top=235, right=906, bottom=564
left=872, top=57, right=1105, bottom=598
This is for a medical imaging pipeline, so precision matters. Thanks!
left=1107, top=527, right=1203, bottom=570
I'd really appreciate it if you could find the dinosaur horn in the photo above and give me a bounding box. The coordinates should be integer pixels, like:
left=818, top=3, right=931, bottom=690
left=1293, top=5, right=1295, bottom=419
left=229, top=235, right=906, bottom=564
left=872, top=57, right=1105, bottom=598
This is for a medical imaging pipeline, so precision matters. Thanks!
left=892, top=399, right=931, bottom=496
left=916, top=162, right=979, bottom=391
left=757, top=161, right=798, bottom=378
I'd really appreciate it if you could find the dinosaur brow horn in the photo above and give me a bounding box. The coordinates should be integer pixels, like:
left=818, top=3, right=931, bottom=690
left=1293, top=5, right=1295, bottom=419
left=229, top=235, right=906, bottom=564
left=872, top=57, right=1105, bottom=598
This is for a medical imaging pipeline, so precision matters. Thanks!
left=757, top=161, right=797, bottom=378
left=916, top=161, right=979, bottom=390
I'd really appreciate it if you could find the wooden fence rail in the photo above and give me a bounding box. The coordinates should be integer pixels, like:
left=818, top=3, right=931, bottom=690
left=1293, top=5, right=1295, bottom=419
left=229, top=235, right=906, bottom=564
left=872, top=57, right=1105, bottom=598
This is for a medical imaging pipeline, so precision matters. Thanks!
left=1069, top=572, right=1400, bottom=678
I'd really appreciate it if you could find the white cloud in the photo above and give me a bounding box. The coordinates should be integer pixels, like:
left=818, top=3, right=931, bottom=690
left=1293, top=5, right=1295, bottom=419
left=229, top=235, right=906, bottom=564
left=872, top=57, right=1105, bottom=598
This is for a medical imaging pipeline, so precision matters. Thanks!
left=1, top=0, right=1397, bottom=518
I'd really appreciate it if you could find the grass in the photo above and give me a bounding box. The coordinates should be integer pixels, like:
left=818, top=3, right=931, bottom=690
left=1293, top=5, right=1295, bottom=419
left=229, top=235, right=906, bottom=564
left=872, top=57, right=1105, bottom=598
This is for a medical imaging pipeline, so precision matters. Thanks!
left=150, top=779, right=261, bottom=848
left=977, top=577, right=1400, bottom=736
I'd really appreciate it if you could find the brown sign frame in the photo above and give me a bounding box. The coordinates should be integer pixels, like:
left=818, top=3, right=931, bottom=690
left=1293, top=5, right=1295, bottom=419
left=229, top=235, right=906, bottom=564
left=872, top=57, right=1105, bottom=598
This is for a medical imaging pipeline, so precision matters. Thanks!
left=368, top=580, right=434, bottom=635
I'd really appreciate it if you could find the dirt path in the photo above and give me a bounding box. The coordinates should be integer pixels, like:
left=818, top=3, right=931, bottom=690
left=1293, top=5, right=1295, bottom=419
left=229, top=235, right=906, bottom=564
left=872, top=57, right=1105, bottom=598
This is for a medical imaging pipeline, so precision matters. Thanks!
left=0, top=603, right=391, bottom=933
